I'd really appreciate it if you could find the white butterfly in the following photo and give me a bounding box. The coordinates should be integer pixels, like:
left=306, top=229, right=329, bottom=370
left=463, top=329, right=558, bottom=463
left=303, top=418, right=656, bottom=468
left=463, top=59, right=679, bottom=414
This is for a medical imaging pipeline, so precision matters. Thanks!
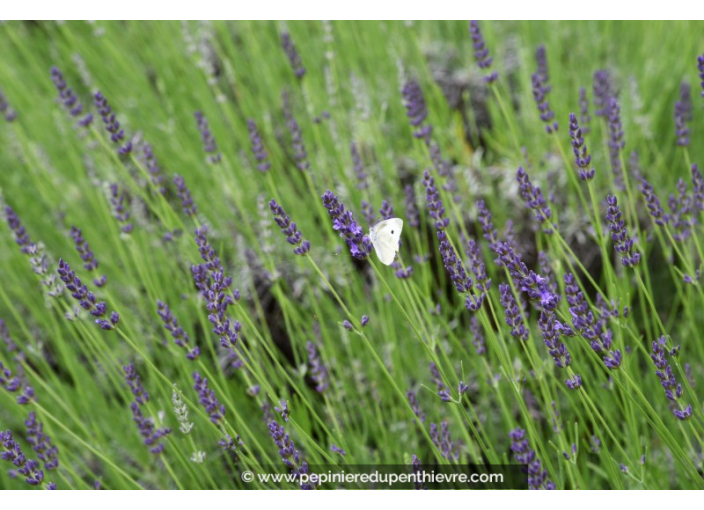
left=369, top=218, right=403, bottom=266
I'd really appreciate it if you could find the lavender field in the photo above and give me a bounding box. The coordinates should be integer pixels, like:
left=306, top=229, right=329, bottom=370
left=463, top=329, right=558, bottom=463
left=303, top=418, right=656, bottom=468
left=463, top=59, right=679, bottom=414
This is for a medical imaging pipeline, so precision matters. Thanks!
left=0, top=20, right=703, bottom=490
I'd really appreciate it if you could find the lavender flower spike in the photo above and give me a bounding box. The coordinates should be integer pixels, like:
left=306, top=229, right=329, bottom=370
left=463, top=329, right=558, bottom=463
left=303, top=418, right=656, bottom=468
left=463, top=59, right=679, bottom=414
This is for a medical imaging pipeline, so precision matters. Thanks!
left=607, top=97, right=626, bottom=189
left=640, top=179, right=668, bottom=226
left=593, top=70, right=612, bottom=118
left=306, top=342, right=329, bottom=393
left=193, top=371, right=226, bottom=424
left=247, top=119, right=271, bottom=172
left=321, top=190, right=372, bottom=260
left=4, top=206, right=33, bottom=253
left=109, top=183, right=134, bottom=233
left=0, top=429, right=54, bottom=488
left=531, top=73, right=558, bottom=134
left=70, top=226, right=107, bottom=287
left=499, top=283, right=528, bottom=341
left=173, top=174, right=198, bottom=217
left=57, top=259, right=119, bottom=330
left=674, top=81, right=691, bottom=147
left=268, top=420, right=317, bottom=489
left=270, top=199, right=310, bottom=256
left=569, top=113, right=595, bottom=180
left=691, top=164, right=704, bottom=212
left=351, top=142, right=368, bottom=190
left=402, top=79, right=432, bottom=140
left=94, top=91, right=131, bottom=155
left=469, top=21, right=497, bottom=83
left=650, top=337, right=692, bottom=420
left=157, top=300, right=200, bottom=360
left=579, top=87, right=591, bottom=134
left=437, top=230, right=483, bottom=311
left=404, top=184, right=420, bottom=228
left=143, top=143, right=166, bottom=194
left=509, top=428, right=555, bottom=490
left=50, top=66, right=93, bottom=127
left=25, top=412, right=59, bottom=471
left=281, top=32, right=306, bottom=79
left=606, top=194, right=641, bottom=268
left=516, top=167, right=554, bottom=233
left=194, top=111, right=221, bottom=163
left=698, top=54, right=704, bottom=97
left=422, top=170, right=449, bottom=231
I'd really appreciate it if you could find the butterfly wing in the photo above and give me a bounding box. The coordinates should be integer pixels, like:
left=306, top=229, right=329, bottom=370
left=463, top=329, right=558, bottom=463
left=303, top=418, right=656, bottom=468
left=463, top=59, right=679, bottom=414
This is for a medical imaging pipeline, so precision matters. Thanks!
left=371, top=218, right=403, bottom=266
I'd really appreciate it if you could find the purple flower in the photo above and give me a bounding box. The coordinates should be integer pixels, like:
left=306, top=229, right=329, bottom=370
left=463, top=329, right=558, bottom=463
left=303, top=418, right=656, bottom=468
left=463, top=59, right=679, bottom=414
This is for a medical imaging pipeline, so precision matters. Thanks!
left=143, top=143, right=166, bottom=194
left=274, top=399, right=290, bottom=422
left=406, top=388, right=426, bottom=423
left=495, top=242, right=558, bottom=310
left=330, top=444, right=346, bottom=456
left=0, top=88, right=17, bottom=121
left=4, top=206, right=33, bottom=254
left=593, top=70, right=613, bottom=118
left=50, top=66, right=92, bottom=127
left=94, top=91, right=131, bottom=155
left=379, top=200, right=393, bottom=221
left=267, top=420, right=316, bottom=489
left=350, top=142, right=368, bottom=190
left=193, top=371, right=226, bottom=424
left=606, top=194, right=641, bottom=267
left=509, top=428, right=555, bottom=490
left=157, top=300, right=200, bottom=360
left=569, top=113, right=595, bottom=180
left=57, top=259, right=119, bottom=330
left=422, top=170, right=449, bottom=231
left=0, top=429, right=53, bottom=487
left=565, top=374, right=582, bottom=390
left=194, top=111, right=221, bottom=163
left=539, top=310, right=575, bottom=374
left=173, top=174, right=198, bottom=217
left=402, top=79, right=432, bottom=141
left=516, top=167, right=554, bottom=233
left=306, top=342, right=329, bottom=393
left=650, top=337, right=692, bottom=420
left=430, top=421, right=459, bottom=461
left=108, top=183, right=134, bottom=233
left=469, top=21, right=497, bottom=83
left=535, top=45, right=549, bottom=89
left=531, top=72, right=557, bottom=134
left=691, top=164, right=704, bottom=212
left=578, top=87, right=591, bottom=134
left=123, top=364, right=149, bottom=405
left=404, top=184, right=420, bottom=228
left=674, top=81, right=691, bottom=147
left=247, top=119, right=271, bottom=172
left=437, top=230, right=483, bottom=311
left=321, top=190, right=372, bottom=260
left=465, top=237, right=491, bottom=292
left=281, top=32, right=306, bottom=79
left=640, top=179, right=668, bottom=226
left=129, top=402, right=171, bottom=455
left=342, top=319, right=353, bottom=331
left=698, top=54, right=704, bottom=97
left=361, top=200, right=374, bottom=225
left=470, top=315, right=486, bottom=355
left=0, top=361, right=35, bottom=405
left=668, top=179, right=695, bottom=242
left=411, top=455, right=427, bottom=490
left=70, top=226, right=106, bottom=287
left=270, top=199, right=311, bottom=255
left=361, top=315, right=370, bottom=327
left=283, top=93, right=310, bottom=172
left=607, top=98, right=625, bottom=190
left=499, top=283, right=528, bottom=341
left=477, top=199, right=499, bottom=252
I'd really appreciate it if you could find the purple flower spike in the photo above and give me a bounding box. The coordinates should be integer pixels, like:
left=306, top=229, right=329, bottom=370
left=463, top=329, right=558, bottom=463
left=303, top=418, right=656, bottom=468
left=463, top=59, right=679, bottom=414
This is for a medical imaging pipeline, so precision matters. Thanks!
left=123, top=364, right=170, bottom=454
left=404, top=185, right=420, bottom=228
left=565, top=374, right=582, bottom=390
left=194, top=111, right=221, bottom=164
left=351, top=142, right=368, bottom=190
left=698, top=54, right=704, bottom=97
left=539, top=310, right=573, bottom=370
left=509, top=428, right=555, bottom=490
left=281, top=32, right=306, bottom=79
left=342, top=320, right=353, bottom=331
left=157, top=300, right=199, bottom=360
left=321, top=190, right=372, bottom=260
left=531, top=72, right=558, bottom=134
left=422, top=170, right=449, bottom=231
left=430, top=421, right=459, bottom=460
left=70, top=226, right=106, bottom=287
left=57, top=259, right=118, bottom=330
left=267, top=420, right=316, bottom=489
left=0, top=88, right=17, bottom=121
left=306, top=342, right=329, bottom=393
left=143, top=143, right=166, bottom=194
left=402, top=79, right=432, bottom=140
left=4, top=206, right=33, bottom=254
left=94, top=91, right=131, bottom=155
left=330, top=444, right=346, bottom=456
left=283, top=93, right=310, bottom=172
left=569, top=113, right=595, bottom=180
left=469, top=21, right=497, bottom=83
left=437, top=230, right=483, bottom=312
left=477, top=199, right=499, bottom=253
left=606, top=194, right=641, bottom=268
left=108, top=183, right=134, bottom=233
left=123, top=364, right=149, bottom=405
left=173, top=174, right=198, bottom=217
left=499, top=283, right=528, bottom=341
left=593, top=70, right=613, bottom=118
left=270, top=199, right=311, bottom=256
left=1, top=360, right=35, bottom=405
left=495, top=242, right=558, bottom=310
left=607, top=98, right=626, bottom=189
left=578, top=87, right=591, bottom=134
left=50, top=66, right=92, bottom=127
left=361, top=315, right=370, bottom=327
left=193, top=371, right=226, bottom=424
left=247, top=119, right=271, bottom=172
left=650, top=337, right=692, bottom=420
left=465, top=237, right=491, bottom=292
left=674, top=81, right=691, bottom=147
left=691, top=164, right=704, bottom=212
left=640, top=179, right=668, bottom=226
left=0, top=429, right=54, bottom=488
left=516, top=167, right=554, bottom=233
